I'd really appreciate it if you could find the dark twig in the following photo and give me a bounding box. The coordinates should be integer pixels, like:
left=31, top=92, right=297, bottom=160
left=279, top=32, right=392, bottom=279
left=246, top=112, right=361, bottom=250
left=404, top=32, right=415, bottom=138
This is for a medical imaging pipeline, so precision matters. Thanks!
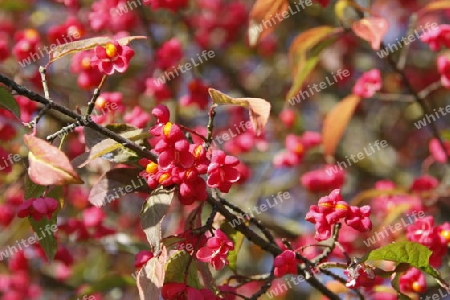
left=311, top=223, right=342, bottom=265
left=397, top=14, right=417, bottom=70
left=0, top=73, right=158, bottom=162
left=217, top=194, right=276, bottom=244
left=250, top=267, right=275, bottom=300
left=86, top=75, right=107, bottom=116
left=205, top=105, right=217, bottom=147
left=207, top=194, right=340, bottom=300
left=381, top=43, right=450, bottom=164
left=0, top=72, right=341, bottom=300
left=25, top=103, right=51, bottom=128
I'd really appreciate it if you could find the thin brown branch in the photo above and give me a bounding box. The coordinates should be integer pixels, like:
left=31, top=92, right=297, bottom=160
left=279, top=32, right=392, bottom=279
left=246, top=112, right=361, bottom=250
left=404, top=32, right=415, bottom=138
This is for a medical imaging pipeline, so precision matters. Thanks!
left=0, top=73, right=158, bottom=163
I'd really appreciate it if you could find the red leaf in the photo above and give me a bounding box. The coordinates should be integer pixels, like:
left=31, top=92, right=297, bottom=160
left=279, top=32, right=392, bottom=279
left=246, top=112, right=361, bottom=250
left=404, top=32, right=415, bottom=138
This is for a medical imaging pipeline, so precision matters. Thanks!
left=24, top=135, right=83, bottom=185
left=352, top=17, right=389, bottom=50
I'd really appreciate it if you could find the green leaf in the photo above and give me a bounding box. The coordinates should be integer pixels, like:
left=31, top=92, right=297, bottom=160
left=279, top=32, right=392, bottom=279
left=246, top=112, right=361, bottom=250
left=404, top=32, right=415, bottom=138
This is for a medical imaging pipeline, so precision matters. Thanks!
left=29, top=215, right=58, bottom=261
left=0, top=87, right=20, bottom=119
left=28, top=187, right=63, bottom=261
left=362, top=241, right=442, bottom=279
left=162, top=236, right=185, bottom=248
left=441, top=129, right=450, bottom=141
left=221, top=222, right=245, bottom=273
left=0, top=0, right=31, bottom=11
left=24, top=175, right=46, bottom=199
left=164, top=250, right=201, bottom=289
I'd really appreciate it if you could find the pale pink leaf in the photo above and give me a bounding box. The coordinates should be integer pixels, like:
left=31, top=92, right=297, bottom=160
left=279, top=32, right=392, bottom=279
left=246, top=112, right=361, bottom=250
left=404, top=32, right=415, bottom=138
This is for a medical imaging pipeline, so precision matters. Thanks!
left=24, top=135, right=83, bottom=185
left=351, top=17, right=389, bottom=50
left=137, top=247, right=167, bottom=300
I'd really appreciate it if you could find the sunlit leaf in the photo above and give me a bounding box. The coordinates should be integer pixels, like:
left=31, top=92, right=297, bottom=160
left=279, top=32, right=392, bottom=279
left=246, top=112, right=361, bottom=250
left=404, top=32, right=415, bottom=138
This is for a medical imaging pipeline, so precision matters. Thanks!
left=362, top=241, right=443, bottom=280
left=24, top=134, right=83, bottom=185
left=208, top=88, right=271, bottom=135
left=322, top=94, right=361, bottom=157
left=221, top=222, right=245, bottom=273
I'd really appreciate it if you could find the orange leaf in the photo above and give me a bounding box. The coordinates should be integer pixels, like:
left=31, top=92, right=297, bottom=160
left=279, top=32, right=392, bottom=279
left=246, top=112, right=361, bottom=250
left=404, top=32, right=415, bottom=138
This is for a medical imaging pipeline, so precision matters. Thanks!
left=351, top=17, right=389, bottom=50
left=24, top=135, right=84, bottom=185
left=285, top=26, right=341, bottom=102
left=288, top=26, right=339, bottom=75
left=208, top=88, right=271, bottom=135
left=322, top=94, right=361, bottom=157
left=419, top=0, right=450, bottom=15
left=248, top=0, right=289, bottom=46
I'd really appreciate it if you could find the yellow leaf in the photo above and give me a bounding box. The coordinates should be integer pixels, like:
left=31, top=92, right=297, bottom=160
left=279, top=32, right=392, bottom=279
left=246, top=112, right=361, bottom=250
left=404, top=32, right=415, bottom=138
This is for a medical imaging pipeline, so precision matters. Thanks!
left=322, top=94, right=361, bottom=157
